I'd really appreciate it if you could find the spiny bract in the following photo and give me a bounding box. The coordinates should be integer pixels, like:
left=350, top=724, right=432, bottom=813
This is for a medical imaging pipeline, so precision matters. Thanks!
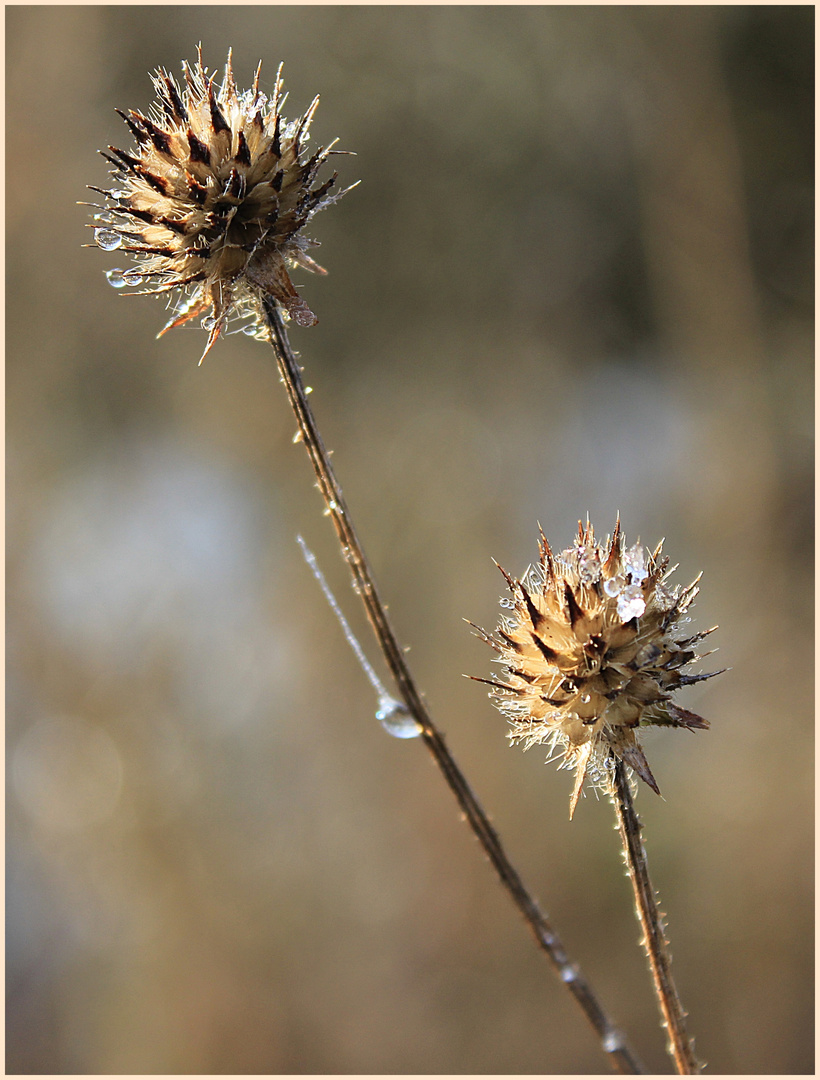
left=472, top=520, right=721, bottom=818
left=88, top=46, right=355, bottom=360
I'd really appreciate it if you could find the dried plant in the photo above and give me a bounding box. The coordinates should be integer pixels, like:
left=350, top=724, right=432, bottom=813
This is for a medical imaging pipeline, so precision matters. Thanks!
left=475, top=521, right=722, bottom=1071
left=87, top=44, right=355, bottom=361
left=473, top=520, right=720, bottom=819
left=88, top=46, right=720, bottom=1074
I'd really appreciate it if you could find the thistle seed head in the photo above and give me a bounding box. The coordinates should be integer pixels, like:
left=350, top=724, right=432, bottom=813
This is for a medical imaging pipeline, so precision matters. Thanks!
left=88, top=46, right=356, bottom=361
left=473, top=520, right=721, bottom=818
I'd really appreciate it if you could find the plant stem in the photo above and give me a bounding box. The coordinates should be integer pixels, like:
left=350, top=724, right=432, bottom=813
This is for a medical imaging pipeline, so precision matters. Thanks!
left=611, top=759, right=700, bottom=1074
left=263, top=297, right=644, bottom=1074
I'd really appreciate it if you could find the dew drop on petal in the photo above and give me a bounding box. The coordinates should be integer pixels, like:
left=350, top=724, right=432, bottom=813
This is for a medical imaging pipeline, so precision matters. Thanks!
left=105, top=268, right=127, bottom=289
left=95, top=228, right=122, bottom=251
left=377, top=696, right=422, bottom=740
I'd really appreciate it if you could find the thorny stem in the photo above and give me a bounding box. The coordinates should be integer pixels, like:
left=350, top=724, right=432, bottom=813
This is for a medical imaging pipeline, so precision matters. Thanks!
left=264, top=297, right=645, bottom=1074
left=612, top=759, right=700, bottom=1074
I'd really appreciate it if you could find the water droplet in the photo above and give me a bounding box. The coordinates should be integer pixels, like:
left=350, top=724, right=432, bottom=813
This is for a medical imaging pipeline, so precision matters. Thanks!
left=499, top=598, right=516, bottom=610
left=602, top=1031, right=623, bottom=1054
left=578, top=549, right=600, bottom=584
left=560, top=963, right=577, bottom=983
left=377, top=697, right=422, bottom=740
left=603, top=574, right=624, bottom=598
left=617, top=586, right=646, bottom=621
left=201, top=314, right=217, bottom=331
left=624, top=543, right=647, bottom=583
left=95, top=228, right=122, bottom=251
left=122, top=270, right=143, bottom=287
left=105, top=268, right=127, bottom=289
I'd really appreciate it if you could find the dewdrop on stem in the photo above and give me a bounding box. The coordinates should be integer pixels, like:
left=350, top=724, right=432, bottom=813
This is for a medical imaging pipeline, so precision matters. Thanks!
left=296, top=535, right=423, bottom=739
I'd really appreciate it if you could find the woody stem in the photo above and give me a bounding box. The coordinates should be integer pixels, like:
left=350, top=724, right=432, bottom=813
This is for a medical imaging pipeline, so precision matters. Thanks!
left=263, top=297, right=645, bottom=1074
left=612, top=759, right=700, bottom=1074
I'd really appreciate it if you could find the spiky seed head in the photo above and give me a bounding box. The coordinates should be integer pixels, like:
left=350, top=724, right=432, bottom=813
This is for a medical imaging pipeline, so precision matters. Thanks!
left=474, top=520, right=720, bottom=818
left=87, top=46, right=356, bottom=361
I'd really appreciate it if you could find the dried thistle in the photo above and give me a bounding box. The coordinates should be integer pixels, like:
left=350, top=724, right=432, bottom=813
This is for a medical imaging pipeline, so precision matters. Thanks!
left=87, top=46, right=356, bottom=361
left=473, top=520, right=721, bottom=817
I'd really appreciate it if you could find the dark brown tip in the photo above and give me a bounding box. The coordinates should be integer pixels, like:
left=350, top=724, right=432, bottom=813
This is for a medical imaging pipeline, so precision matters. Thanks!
left=497, top=629, right=524, bottom=653
left=563, top=581, right=585, bottom=629
left=135, top=114, right=173, bottom=157
left=162, top=73, right=189, bottom=124
left=140, top=168, right=173, bottom=196
left=620, top=743, right=661, bottom=795
left=492, top=559, right=518, bottom=593
left=531, top=633, right=559, bottom=665
left=605, top=518, right=622, bottom=575
left=107, top=146, right=141, bottom=173
left=666, top=702, right=710, bottom=729
left=208, top=81, right=230, bottom=135
left=271, top=114, right=282, bottom=158
left=234, top=129, right=251, bottom=166
left=520, top=582, right=545, bottom=630
left=224, top=168, right=245, bottom=200
left=463, top=619, right=503, bottom=653
left=116, top=108, right=148, bottom=145
left=187, top=130, right=211, bottom=165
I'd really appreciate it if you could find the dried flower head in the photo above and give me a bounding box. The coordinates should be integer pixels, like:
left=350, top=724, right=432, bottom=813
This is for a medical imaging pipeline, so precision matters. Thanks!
left=87, top=46, right=355, bottom=360
left=472, top=520, right=721, bottom=817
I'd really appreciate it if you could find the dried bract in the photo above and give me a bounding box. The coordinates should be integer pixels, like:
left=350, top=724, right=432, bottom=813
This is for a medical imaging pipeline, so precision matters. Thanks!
left=473, top=521, right=720, bottom=817
left=88, top=46, right=355, bottom=360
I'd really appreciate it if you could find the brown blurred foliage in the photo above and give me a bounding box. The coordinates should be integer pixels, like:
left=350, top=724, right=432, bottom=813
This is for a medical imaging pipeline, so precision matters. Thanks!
left=6, top=6, right=813, bottom=1074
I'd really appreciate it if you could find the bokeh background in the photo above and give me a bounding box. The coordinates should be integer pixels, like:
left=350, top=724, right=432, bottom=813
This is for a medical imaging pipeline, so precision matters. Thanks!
left=6, top=5, right=813, bottom=1074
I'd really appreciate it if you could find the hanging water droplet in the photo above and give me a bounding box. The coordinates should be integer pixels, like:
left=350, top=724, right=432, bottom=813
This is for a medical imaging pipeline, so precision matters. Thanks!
left=95, top=228, right=122, bottom=251
left=105, top=268, right=127, bottom=289
left=377, top=696, right=422, bottom=740
left=602, top=1031, right=623, bottom=1054
left=122, top=270, right=143, bottom=287
left=201, top=314, right=217, bottom=331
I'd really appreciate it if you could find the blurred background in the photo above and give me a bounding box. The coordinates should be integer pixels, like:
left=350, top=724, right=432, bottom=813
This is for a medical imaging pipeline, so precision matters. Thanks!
left=6, top=6, right=813, bottom=1074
